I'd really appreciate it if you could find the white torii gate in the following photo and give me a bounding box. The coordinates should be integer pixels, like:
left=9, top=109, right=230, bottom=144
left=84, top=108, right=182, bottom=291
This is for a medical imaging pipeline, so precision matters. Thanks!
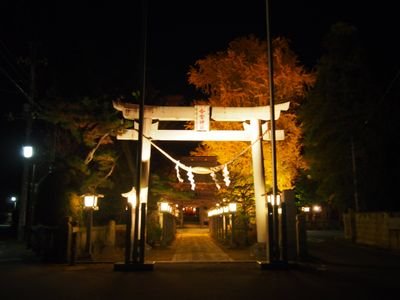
left=113, top=101, right=290, bottom=243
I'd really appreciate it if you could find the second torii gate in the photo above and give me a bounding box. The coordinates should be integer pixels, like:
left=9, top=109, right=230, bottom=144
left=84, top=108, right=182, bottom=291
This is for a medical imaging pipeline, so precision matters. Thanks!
left=113, top=101, right=290, bottom=244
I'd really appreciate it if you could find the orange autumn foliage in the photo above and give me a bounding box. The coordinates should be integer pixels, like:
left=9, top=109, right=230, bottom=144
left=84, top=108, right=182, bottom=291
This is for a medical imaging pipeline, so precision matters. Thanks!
left=188, top=35, right=315, bottom=190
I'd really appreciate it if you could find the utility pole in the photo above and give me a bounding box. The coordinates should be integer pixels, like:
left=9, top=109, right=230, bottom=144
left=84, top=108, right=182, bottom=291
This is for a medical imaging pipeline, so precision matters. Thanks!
left=261, top=0, right=288, bottom=269
left=132, top=0, right=148, bottom=264
left=18, top=103, right=32, bottom=241
left=114, top=0, right=153, bottom=271
left=351, top=137, right=359, bottom=212
left=266, top=0, right=278, bottom=260
left=17, top=43, right=36, bottom=242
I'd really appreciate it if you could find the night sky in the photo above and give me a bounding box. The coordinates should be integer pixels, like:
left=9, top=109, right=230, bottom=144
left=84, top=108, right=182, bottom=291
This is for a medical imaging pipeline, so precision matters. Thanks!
left=1, top=1, right=399, bottom=206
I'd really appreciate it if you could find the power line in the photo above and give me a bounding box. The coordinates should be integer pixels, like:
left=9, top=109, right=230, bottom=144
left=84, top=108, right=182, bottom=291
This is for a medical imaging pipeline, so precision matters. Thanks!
left=0, top=64, right=31, bottom=102
left=0, top=39, right=30, bottom=82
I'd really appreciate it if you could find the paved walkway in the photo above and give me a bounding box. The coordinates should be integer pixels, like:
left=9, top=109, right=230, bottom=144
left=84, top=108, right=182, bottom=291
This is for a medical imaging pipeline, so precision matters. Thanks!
left=0, top=225, right=255, bottom=263
left=171, top=227, right=233, bottom=262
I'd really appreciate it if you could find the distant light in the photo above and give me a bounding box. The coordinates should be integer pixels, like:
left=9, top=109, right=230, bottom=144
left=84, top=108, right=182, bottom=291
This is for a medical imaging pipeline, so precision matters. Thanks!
left=301, top=206, right=310, bottom=212
left=22, top=146, right=33, bottom=158
left=10, top=196, right=17, bottom=202
left=228, top=202, right=237, bottom=213
left=312, top=205, right=322, bottom=213
left=267, top=194, right=281, bottom=206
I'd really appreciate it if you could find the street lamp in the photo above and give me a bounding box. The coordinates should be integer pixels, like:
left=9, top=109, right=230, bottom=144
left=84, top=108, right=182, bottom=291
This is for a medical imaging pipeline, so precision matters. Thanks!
left=22, top=146, right=34, bottom=158
left=18, top=145, right=34, bottom=241
left=10, top=196, right=17, bottom=210
left=82, top=193, right=103, bottom=258
left=6, top=196, right=17, bottom=225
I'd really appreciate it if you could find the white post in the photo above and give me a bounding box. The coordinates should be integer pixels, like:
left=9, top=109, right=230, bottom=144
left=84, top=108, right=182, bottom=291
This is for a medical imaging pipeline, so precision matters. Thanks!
left=250, top=119, right=268, bottom=243
left=137, top=117, right=152, bottom=240
left=141, top=117, right=152, bottom=194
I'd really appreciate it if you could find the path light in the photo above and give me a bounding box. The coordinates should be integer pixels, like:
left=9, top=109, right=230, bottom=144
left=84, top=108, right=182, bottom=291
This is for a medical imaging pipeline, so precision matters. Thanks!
left=159, top=202, right=172, bottom=213
left=81, top=193, right=103, bottom=258
left=312, top=205, right=322, bottom=213
left=228, top=202, right=237, bottom=247
left=83, top=194, right=102, bottom=210
left=266, top=192, right=284, bottom=264
left=121, top=187, right=137, bottom=265
left=122, top=187, right=137, bottom=208
left=207, top=201, right=238, bottom=247
left=207, top=202, right=238, bottom=217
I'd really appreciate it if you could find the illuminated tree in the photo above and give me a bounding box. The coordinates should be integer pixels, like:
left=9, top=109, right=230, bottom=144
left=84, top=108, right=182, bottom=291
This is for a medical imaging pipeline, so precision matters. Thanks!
left=188, top=35, right=315, bottom=191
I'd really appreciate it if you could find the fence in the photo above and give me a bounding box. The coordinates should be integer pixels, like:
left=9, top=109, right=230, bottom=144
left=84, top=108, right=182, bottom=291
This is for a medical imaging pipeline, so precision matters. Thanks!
left=343, top=211, right=400, bottom=251
left=30, top=212, right=178, bottom=263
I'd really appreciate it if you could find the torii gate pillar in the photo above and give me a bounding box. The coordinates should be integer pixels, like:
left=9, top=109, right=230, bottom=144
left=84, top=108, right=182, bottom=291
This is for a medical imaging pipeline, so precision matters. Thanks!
left=250, top=119, right=268, bottom=244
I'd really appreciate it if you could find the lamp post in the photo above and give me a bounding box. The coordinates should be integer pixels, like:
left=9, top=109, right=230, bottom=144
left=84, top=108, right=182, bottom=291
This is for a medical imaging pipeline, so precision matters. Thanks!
left=266, top=193, right=288, bottom=263
left=265, top=0, right=279, bottom=265
left=114, top=186, right=154, bottom=271
left=207, top=202, right=238, bottom=246
left=10, top=196, right=17, bottom=210
left=267, top=193, right=280, bottom=260
left=159, top=201, right=173, bottom=244
left=228, top=202, right=237, bottom=247
left=7, top=196, right=17, bottom=226
left=82, top=193, right=102, bottom=258
left=18, top=145, right=34, bottom=241
left=121, top=187, right=137, bottom=263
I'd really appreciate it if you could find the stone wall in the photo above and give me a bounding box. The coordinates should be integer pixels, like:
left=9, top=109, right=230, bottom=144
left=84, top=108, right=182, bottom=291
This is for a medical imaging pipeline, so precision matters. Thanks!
left=343, top=211, right=400, bottom=250
left=72, top=215, right=177, bottom=260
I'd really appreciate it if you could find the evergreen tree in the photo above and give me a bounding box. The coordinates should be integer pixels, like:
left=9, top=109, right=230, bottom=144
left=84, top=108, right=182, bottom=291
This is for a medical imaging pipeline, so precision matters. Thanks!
left=36, top=96, right=129, bottom=224
left=299, top=22, right=375, bottom=212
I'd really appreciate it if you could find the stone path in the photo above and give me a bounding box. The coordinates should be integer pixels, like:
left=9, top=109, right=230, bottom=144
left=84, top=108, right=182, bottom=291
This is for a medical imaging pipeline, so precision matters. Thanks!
left=171, top=227, right=233, bottom=262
